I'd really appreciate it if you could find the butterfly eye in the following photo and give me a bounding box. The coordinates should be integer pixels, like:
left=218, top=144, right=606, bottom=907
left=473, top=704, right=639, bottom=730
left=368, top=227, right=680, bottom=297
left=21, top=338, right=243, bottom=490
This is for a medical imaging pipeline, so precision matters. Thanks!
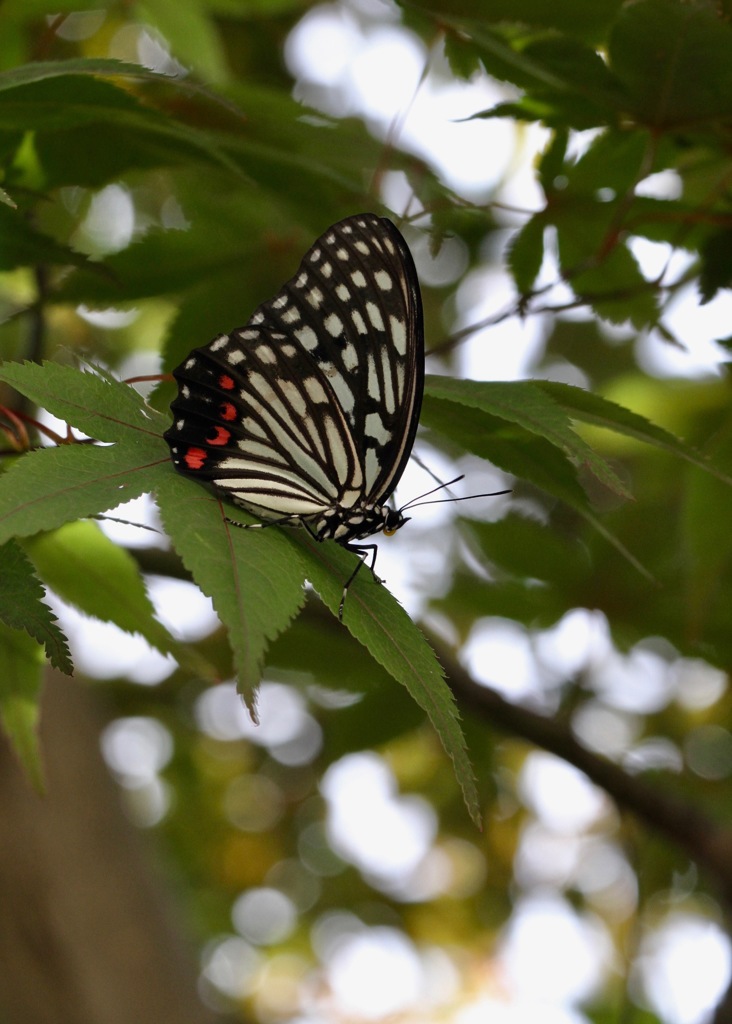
left=164, top=213, right=424, bottom=618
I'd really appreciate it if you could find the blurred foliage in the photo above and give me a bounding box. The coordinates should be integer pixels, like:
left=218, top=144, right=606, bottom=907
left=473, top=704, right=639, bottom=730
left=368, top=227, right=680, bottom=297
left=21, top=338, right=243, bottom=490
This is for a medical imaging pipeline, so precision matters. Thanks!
left=2, top=0, right=732, bottom=1021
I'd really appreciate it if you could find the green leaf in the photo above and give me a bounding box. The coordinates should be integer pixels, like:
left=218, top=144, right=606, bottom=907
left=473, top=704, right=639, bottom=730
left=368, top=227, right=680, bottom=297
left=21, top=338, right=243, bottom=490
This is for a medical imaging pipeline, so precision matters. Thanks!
left=155, top=473, right=308, bottom=708
left=422, top=392, right=591, bottom=508
left=411, top=0, right=623, bottom=37
left=538, top=128, right=569, bottom=193
left=0, top=539, right=72, bottom=673
left=467, top=99, right=553, bottom=126
left=22, top=521, right=181, bottom=661
left=421, top=387, right=652, bottom=580
left=534, top=381, right=732, bottom=483
left=455, top=22, right=625, bottom=128
left=565, top=129, right=651, bottom=194
left=699, top=229, right=732, bottom=303
left=0, top=58, right=168, bottom=94
left=58, top=219, right=264, bottom=305
left=682, top=465, right=732, bottom=634
left=609, top=0, right=732, bottom=125
left=156, top=470, right=481, bottom=824
left=0, top=203, right=89, bottom=271
left=0, top=67, right=244, bottom=181
left=139, top=0, right=231, bottom=85
left=0, top=68, right=163, bottom=130
left=552, top=202, right=659, bottom=327
left=628, top=196, right=712, bottom=253
left=0, top=360, right=169, bottom=443
left=0, top=364, right=170, bottom=547
left=0, top=443, right=166, bottom=545
left=0, top=620, right=45, bottom=789
left=296, top=533, right=481, bottom=827
left=424, top=376, right=633, bottom=498
left=443, top=31, right=484, bottom=80
left=467, top=514, right=589, bottom=586
left=507, top=214, right=545, bottom=294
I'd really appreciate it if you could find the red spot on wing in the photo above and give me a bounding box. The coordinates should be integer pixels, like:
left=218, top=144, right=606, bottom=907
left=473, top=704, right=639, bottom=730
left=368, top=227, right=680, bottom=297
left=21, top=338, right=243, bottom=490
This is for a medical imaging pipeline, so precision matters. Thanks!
left=220, top=401, right=237, bottom=421
left=218, top=374, right=235, bottom=390
left=184, top=447, right=208, bottom=470
left=207, top=426, right=231, bottom=446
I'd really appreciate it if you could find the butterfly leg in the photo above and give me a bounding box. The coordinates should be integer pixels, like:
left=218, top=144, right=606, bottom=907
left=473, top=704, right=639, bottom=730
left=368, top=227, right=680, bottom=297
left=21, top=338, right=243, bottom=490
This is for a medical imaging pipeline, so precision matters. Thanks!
left=339, top=543, right=382, bottom=621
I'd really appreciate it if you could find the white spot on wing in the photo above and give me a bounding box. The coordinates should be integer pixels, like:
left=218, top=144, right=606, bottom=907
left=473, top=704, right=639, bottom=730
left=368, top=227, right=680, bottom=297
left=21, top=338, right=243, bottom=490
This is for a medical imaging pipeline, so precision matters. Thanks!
left=324, top=416, right=350, bottom=484
left=365, top=448, right=380, bottom=489
left=247, top=373, right=314, bottom=455
left=366, top=352, right=380, bottom=399
left=296, top=326, right=319, bottom=350
left=381, top=348, right=396, bottom=413
left=366, top=302, right=385, bottom=331
left=279, top=380, right=307, bottom=417
left=304, top=377, right=329, bottom=403
left=374, top=270, right=393, bottom=291
left=243, top=416, right=268, bottom=439
left=328, top=373, right=356, bottom=415
left=237, top=439, right=288, bottom=464
left=247, top=372, right=274, bottom=404
left=365, top=411, right=390, bottom=444
left=351, top=310, right=367, bottom=334
left=256, top=345, right=277, bottom=364
left=342, top=344, right=358, bottom=371
left=394, top=363, right=405, bottom=403
left=339, top=491, right=359, bottom=509
left=389, top=315, right=407, bottom=355
left=324, top=313, right=343, bottom=337
left=351, top=270, right=367, bottom=288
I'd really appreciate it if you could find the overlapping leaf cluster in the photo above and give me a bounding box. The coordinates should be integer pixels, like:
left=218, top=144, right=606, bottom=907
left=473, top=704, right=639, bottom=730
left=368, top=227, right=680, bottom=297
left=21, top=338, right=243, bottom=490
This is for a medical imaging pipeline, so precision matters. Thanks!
left=1, top=0, right=732, bottom=830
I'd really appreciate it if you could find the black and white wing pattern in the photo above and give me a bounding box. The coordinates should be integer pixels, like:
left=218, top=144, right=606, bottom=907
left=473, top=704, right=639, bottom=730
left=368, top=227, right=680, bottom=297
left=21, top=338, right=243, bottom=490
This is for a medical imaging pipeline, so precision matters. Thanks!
left=164, top=213, right=424, bottom=579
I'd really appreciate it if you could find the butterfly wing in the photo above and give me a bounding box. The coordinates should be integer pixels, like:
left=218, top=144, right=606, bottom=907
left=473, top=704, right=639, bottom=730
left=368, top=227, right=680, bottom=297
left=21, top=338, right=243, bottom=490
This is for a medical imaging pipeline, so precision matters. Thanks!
left=164, top=214, right=424, bottom=523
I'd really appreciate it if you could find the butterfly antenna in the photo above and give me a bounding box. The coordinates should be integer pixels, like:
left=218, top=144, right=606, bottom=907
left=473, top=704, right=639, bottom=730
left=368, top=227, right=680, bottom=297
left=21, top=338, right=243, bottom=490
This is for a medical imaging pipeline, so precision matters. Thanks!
left=400, top=476, right=511, bottom=514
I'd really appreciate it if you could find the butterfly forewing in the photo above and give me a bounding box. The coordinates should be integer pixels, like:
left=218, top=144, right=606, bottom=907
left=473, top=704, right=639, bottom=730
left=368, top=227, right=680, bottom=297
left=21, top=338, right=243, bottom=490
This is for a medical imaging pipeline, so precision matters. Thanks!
left=165, top=213, right=424, bottom=546
left=251, top=215, right=424, bottom=505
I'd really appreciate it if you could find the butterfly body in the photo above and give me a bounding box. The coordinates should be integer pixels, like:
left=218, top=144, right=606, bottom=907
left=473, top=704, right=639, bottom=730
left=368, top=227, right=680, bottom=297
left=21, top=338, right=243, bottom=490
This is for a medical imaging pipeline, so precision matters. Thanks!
left=164, top=214, right=423, bottom=612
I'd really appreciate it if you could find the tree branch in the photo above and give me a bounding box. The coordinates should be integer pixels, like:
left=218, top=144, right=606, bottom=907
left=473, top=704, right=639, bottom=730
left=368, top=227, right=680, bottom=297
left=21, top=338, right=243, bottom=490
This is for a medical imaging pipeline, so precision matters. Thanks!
left=428, top=632, right=732, bottom=908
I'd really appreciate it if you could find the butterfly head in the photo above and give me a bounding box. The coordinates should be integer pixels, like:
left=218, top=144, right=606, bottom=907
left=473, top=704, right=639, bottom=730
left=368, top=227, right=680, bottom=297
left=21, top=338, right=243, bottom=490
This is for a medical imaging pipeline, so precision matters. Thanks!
left=382, top=506, right=409, bottom=537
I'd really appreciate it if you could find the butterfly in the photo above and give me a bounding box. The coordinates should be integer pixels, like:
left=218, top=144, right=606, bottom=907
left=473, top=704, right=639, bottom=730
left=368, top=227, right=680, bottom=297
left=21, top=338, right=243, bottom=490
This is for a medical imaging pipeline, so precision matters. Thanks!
left=164, top=213, right=424, bottom=618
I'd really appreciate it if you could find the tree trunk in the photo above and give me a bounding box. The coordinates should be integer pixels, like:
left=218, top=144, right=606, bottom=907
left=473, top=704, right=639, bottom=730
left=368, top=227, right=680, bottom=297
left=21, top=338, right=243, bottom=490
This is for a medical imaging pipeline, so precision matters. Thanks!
left=0, top=672, right=219, bottom=1024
